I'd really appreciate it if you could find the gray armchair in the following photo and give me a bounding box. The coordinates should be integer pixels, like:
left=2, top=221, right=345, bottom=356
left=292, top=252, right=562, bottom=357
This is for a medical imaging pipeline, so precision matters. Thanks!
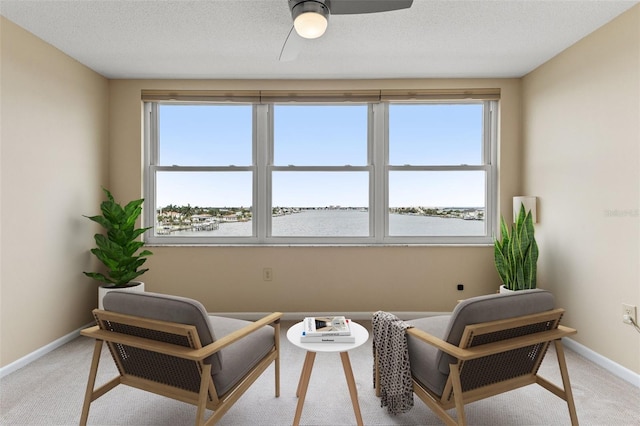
left=374, top=289, right=578, bottom=425
left=80, top=291, right=282, bottom=426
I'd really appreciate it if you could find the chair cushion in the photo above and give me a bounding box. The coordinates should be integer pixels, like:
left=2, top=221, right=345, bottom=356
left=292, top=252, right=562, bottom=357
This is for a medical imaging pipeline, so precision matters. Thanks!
left=406, top=315, right=451, bottom=397
left=102, top=291, right=222, bottom=374
left=208, top=316, right=275, bottom=396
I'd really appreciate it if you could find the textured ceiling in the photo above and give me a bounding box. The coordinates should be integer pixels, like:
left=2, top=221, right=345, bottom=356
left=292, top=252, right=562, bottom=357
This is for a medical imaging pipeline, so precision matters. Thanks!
left=1, top=0, right=637, bottom=79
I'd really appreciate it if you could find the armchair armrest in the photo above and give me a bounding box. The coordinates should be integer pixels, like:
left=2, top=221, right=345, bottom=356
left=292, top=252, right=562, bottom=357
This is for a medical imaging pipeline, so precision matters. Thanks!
left=81, top=325, right=206, bottom=361
left=194, top=312, right=283, bottom=358
left=406, top=323, right=577, bottom=362
left=81, top=311, right=283, bottom=362
left=406, top=327, right=468, bottom=359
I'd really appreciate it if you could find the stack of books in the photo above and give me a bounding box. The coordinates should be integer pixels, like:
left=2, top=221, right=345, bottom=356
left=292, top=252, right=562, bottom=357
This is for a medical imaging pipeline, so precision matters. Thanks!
left=301, top=316, right=354, bottom=343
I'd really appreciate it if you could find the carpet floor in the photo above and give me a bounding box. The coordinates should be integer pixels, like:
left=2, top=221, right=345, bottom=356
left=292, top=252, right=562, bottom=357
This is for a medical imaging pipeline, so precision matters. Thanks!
left=1, top=320, right=639, bottom=425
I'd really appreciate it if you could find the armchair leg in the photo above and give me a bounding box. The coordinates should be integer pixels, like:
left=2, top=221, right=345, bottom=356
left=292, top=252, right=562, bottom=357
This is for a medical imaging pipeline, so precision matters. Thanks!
left=195, top=363, right=212, bottom=426
left=274, top=321, right=280, bottom=397
left=80, top=340, right=104, bottom=426
left=449, top=363, right=467, bottom=426
left=554, top=340, right=579, bottom=426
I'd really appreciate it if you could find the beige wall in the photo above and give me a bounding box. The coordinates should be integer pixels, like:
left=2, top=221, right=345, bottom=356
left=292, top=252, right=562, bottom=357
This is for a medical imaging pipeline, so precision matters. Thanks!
left=109, top=78, right=521, bottom=313
left=522, top=5, right=640, bottom=373
left=0, top=18, right=109, bottom=367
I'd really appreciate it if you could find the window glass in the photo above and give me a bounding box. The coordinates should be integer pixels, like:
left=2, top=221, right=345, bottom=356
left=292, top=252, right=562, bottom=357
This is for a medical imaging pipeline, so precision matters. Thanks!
left=388, top=171, right=486, bottom=236
left=271, top=171, right=369, bottom=237
left=389, top=104, right=483, bottom=166
left=155, top=171, right=252, bottom=237
left=159, top=104, right=252, bottom=166
left=273, top=105, right=368, bottom=166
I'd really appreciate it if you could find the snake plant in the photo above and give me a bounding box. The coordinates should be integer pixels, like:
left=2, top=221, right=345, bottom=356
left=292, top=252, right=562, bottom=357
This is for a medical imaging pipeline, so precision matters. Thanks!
left=494, top=203, right=538, bottom=291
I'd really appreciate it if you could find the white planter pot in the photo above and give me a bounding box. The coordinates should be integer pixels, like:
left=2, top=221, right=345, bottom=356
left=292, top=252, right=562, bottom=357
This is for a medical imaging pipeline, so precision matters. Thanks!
left=499, top=285, right=516, bottom=294
left=98, top=281, right=145, bottom=309
left=499, top=285, right=539, bottom=294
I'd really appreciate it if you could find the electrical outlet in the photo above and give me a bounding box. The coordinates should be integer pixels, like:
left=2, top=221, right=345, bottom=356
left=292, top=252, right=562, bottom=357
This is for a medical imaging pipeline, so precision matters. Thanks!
left=622, top=304, right=637, bottom=325
left=263, top=268, right=273, bottom=281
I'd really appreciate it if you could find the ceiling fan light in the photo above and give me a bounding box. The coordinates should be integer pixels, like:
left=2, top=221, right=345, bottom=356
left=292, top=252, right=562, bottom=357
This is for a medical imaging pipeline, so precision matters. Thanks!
left=294, top=12, right=328, bottom=39
left=292, top=1, right=329, bottom=39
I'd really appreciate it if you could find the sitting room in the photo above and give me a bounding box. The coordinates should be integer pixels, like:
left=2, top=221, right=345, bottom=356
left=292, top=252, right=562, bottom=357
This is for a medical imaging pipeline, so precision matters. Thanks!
left=1, top=1, right=639, bottom=425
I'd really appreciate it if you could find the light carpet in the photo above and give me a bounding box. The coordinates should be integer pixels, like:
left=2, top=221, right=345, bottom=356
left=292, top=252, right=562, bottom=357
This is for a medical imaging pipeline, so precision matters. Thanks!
left=1, top=321, right=639, bottom=425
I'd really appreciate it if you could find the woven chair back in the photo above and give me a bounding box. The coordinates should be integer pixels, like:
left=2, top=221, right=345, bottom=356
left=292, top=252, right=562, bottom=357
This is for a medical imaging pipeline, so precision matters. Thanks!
left=95, top=310, right=213, bottom=400
left=442, top=309, right=564, bottom=402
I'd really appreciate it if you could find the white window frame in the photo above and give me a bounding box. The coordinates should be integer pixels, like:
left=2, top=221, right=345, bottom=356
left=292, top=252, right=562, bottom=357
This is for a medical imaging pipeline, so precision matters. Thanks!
left=266, top=102, right=374, bottom=244
left=144, top=102, right=259, bottom=245
left=143, top=98, right=498, bottom=246
left=382, top=100, right=498, bottom=245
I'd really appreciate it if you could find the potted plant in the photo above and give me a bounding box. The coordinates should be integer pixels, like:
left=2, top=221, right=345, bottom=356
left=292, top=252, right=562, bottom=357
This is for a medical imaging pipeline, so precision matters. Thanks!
left=84, top=187, right=153, bottom=308
left=494, top=203, right=538, bottom=292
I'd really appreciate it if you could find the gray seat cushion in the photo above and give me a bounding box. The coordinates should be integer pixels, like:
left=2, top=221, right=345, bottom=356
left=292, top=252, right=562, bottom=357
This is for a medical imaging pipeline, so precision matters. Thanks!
left=406, top=289, right=555, bottom=397
left=406, top=315, right=451, bottom=397
left=103, top=291, right=222, bottom=373
left=209, top=316, right=275, bottom=396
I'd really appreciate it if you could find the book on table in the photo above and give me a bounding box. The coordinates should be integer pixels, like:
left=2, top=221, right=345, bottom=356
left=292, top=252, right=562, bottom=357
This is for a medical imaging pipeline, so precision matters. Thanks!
left=300, top=334, right=356, bottom=343
left=301, top=316, right=353, bottom=343
left=303, top=316, right=351, bottom=336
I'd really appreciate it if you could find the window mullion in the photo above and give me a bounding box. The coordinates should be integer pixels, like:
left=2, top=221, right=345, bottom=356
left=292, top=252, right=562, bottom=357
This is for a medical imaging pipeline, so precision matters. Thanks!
left=256, top=104, right=269, bottom=242
left=144, top=102, right=157, bottom=238
left=372, top=102, right=387, bottom=242
left=387, top=165, right=486, bottom=171
left=270, top=165, right=369, bottom=172
left=486, top=100, right=498, bottom=237
left=154, top=166, right=254, bottom=172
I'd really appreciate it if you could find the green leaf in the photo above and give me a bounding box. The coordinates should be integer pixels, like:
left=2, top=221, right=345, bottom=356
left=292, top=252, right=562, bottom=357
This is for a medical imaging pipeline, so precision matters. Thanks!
left=83, top=271, right=114, bottom=285
left=84, top=188, right=153, bottom=287
left=494, top=203, right=537, bottom=291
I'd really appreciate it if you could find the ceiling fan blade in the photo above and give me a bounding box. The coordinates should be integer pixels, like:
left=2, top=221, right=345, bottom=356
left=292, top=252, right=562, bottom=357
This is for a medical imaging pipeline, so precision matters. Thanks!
left=278, top=25, right=305, bottom=62
left=327, top=0, right=413, bottom=15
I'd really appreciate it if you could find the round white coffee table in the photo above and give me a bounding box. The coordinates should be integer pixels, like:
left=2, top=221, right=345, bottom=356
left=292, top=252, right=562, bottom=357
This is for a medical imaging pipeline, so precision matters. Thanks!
left=286, top=321, right=369, bottom=426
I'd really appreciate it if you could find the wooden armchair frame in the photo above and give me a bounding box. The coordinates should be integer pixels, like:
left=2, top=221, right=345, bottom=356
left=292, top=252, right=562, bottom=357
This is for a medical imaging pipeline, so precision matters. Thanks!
left=80, top=309, right=282, bottom=426
left=375, top=308, right=578, bottom=426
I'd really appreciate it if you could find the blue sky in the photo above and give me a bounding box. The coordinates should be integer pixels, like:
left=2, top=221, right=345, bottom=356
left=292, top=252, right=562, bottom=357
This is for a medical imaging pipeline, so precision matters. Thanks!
left=157, top=103, right=484, bottom=208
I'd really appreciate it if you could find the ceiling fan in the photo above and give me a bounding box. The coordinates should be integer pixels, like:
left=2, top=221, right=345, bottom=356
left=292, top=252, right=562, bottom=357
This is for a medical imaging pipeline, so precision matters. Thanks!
left=279, top=0, right=414, bottom=62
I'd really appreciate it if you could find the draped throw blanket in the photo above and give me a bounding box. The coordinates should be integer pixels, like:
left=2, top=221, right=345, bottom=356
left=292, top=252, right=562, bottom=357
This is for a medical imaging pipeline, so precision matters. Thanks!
left=372, top=311, right=414, bottom=415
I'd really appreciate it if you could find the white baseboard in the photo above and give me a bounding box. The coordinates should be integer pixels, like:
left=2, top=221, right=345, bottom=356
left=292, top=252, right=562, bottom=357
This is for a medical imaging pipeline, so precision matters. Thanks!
left=0, top=322, right=93, bottom=379
left=562, top=337, right=640, bottom=388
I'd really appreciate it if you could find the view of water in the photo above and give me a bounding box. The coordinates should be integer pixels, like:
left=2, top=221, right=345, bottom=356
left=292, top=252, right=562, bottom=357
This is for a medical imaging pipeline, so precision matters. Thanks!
left=169, top=209, right=484, bottom=237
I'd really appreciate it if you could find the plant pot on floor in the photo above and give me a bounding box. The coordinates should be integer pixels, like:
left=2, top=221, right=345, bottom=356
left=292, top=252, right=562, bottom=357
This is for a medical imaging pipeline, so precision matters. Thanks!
left=98, top=281, right=145, bottom=310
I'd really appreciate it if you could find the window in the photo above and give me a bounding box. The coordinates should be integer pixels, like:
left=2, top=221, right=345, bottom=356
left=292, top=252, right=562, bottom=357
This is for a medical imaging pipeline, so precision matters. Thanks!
left=148, top=104, right=255, bottom=240
left=144, top=92, right=497, bottom=245
left=271, top=105, right=370, bottom=238
left=387, top=104, right=489, bottom=239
